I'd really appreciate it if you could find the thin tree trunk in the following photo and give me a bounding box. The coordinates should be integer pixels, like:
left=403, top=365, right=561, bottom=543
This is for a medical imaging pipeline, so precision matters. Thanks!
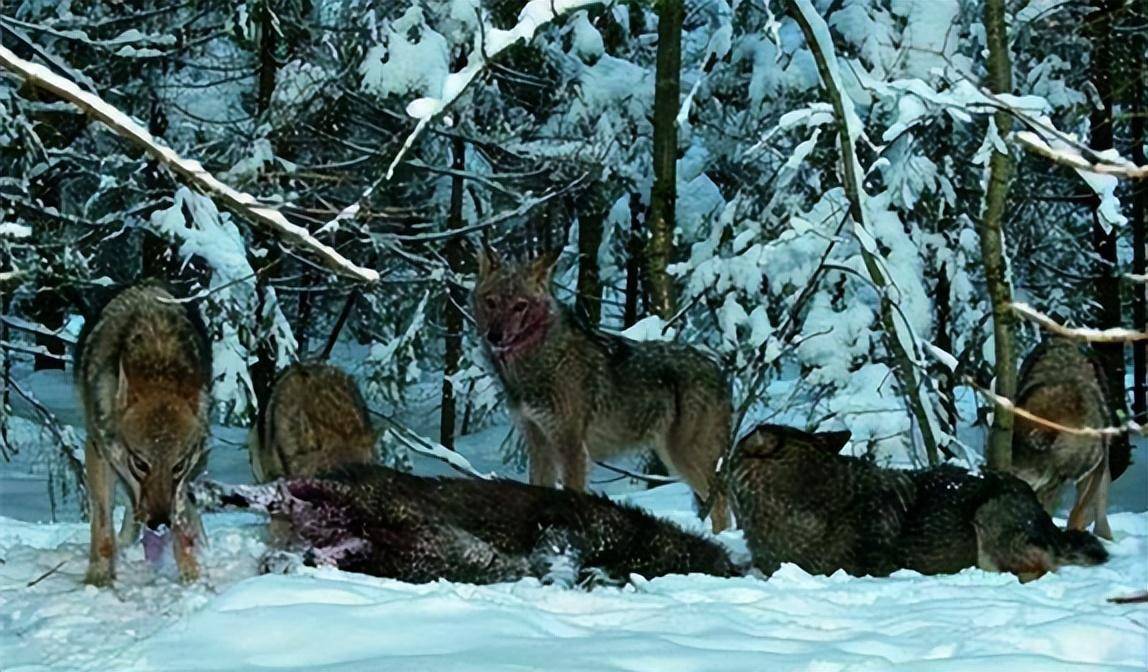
left=980, top=0, right=1017, bottom=471
left=1132, top=65, right=1147, bottom=425
left=1087, top=0, right=1130, bottom=479
left=786, top=0, right=943, bottom=464
left=624, top=193, right=644, bottom=327
left=576, top=188, right=605, bottom=326
left=644, top=0, right=682, bottom=320
left=440, top=134, right=467, bottom=450
left=934, top=267, right=959, bottom=430
left=294, top=270, right=316, bottom=358
left=256, top=0, right=278, bottom=116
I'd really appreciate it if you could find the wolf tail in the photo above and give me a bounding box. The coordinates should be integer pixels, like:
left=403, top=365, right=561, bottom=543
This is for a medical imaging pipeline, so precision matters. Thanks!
left=1053, top=528, right=1109, bottom=567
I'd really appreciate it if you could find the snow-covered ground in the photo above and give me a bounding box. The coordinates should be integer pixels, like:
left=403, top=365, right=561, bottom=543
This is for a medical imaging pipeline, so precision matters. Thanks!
left=2, top=370, right=1147, bottom=671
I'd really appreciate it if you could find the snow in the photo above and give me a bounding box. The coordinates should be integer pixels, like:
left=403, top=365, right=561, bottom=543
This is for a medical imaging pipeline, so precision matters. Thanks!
left=2, top=480, right=1146, bottom=671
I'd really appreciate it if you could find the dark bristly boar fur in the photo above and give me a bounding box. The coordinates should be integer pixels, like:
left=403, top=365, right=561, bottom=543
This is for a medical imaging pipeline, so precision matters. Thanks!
left=1010, top=335, right=1113, bottom=539
left=76, top=280, right=212, bottom=585
left=472, top=247, right=733, bottom=532
left=250, top=361, right=377, bottom=482
left=193, top=464, right=736, bottom=586
left=728, top=424, right=1108, bottom=582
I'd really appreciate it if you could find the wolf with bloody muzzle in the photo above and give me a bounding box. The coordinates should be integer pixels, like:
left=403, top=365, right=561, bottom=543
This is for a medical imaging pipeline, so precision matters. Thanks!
left=75, top=280, right=212, bottom=585
left=472, top=247, right=733, bottom=532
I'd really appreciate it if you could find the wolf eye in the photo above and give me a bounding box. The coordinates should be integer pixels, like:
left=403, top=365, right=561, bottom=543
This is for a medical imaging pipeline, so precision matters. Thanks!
left=484, top=297, right=497, bottom=310
left=128, top=454, right=150, bottom=476
left=173, top=456, right=190, bottom=476
left=511, top=300, right=527, bottom=313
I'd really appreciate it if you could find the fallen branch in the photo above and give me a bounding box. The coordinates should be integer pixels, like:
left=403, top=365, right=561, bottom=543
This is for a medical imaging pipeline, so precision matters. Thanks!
left=26, top=560, right=67, bottom=588
left=967, top=378, right=1143, bottom=438
left=594, top=460, right=680, bottom=484
left=0, top=45, right=378, bottom=284
left=367, top=408, right=493, bottom=480
left=1107, top=592, right=1148, bottom=605
left=1012, top=302, right=1148, bottom=342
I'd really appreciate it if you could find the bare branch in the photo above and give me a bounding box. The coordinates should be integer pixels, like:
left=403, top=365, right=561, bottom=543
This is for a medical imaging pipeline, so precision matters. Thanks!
left=1012, top=302, right=1148, bottom=342
left=967, top=378, right=1143, bottom=438
left=0, top=45, right=379, bottom=283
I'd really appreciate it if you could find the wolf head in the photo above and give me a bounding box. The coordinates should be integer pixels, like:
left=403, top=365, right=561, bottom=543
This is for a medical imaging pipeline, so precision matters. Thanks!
left=115, top=363, right=206, bottom=531
left=472, top=246, right=560, bottom=360
left=735, top=424, right=852, bottom=459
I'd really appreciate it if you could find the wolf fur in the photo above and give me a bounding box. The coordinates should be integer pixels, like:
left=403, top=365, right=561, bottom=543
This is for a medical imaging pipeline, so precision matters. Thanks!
left=75, top=280, right=212, bottom=585
left=727, top=424, right=1108, bottom=581
left=472, top=248, right=733, bottom=532
left=1011, top=336, right=1113, bottom=539
left=250, top=361, right=377, bottom=482
left=194, top=464, right=736, bottom=586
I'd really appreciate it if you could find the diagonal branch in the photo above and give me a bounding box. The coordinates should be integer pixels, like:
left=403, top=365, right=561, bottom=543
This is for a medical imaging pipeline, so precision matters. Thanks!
left=0, top=45, right=379, bottom=284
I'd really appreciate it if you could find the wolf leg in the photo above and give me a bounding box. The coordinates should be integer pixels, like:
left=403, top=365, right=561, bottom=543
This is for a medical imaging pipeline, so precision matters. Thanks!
left=173, top=496, right=201, bottom=583
left=117, top=499, right=139, bottom=546
left=520, top=420, right=558, bottom=487
left=1068, top=458, right=1104, bottom=534
left=556, top=432, right=590, bottom=491
left=85, top=439, right=117, bottom=586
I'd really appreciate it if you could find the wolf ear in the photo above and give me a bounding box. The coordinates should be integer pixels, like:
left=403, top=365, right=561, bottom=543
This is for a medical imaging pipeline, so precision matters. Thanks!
left=528, top=249, right=561, bottom=287
left=476, top=243, right=502, bottom=278
left=814, top=430, right=852, bottom=452
left=117, top=361, right=134, bottom=411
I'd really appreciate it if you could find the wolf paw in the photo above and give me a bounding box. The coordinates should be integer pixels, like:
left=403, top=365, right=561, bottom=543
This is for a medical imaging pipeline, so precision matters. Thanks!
left=260, top=550, right=304, bottom=575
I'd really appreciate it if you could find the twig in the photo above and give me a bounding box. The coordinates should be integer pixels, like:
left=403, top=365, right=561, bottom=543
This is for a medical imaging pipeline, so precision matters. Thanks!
left=593, top=460, right=680, bottom=484
left=0, top=45, right=378, bottom=283
left=1012, top=302, right=1148, bottom=342
left=26, top=560, right=67, bottom=587
left=319, top=290, right=359, bottom=361
left=966, top=377, right=1143, bottom=438
left=1107, top=592, right=1148, bottom=605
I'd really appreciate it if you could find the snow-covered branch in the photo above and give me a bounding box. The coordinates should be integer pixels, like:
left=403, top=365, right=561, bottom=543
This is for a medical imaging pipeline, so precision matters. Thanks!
left=1016, top=131, right=1147, bottom=180
left=383, top=0, right=605, bottom=181
left=0, top=45, right=379, bottom=284
left=1012, top=302, right=1148, bottom=343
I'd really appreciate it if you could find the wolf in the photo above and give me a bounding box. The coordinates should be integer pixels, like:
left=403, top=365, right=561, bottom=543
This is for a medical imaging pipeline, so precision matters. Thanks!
left=75, top=280, right=212, bottom=585
left=193, top=464, right=736, bottom=586
left=250, top=361, right=377, bottom=482
left=472, top=247, right=733, bottom=532
left=1011, top=336, right=1113, bottom=539
left=727, top=424, right=1108, bottom=581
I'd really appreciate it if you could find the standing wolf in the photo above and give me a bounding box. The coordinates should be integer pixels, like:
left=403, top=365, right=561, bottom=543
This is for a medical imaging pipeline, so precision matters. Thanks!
left=727, top=424, right=1108, bottom=581
left=1010, top=336, right=1113, bottom=539
left=76, top=280, right=212, bottom=585
left=250, top=362, right=376, bottom=482
left=194, top=464, right=735, bottom=586
left=472, top=248, right=733, bottom=532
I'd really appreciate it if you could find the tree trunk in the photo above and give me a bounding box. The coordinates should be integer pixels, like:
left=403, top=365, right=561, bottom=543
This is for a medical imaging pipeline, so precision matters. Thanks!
left=294, top=270, right=316, bottom=358
left=256, top=0, right=279, bottom=116
left=250, top=235, right=282, bottom=415
left=1132, top=63, right=1146, bottom=426
left=644, top=0, right=682, bottom=320
left=440, top=134, right=467, bottom=450
left=1086, top=0, right=1130, bottom=479
left=980, top=0, right=1017, bottom=471
left=786, top=0, right=943, bottom=465
left=576, top=188, right=605, bottom=326
left=624, top=193, right=644, bottom=327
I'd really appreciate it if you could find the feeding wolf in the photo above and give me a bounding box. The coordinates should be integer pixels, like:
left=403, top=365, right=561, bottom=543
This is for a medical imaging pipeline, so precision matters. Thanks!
left=250, top=361, right=377, bottom=482
left=75, top=280, right=212, bottom=585
left=727, top=424, right=1108, bottom=581
left=472, top=247, right=733, bottom=532
left=193, top=464, right=736, bottom=586
left=1010, top=335, right=1113, bottom=539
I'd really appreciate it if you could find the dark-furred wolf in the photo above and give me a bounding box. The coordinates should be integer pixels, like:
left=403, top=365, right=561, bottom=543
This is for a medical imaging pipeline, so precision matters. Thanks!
left=727, top=424, right=1108, bottom=582
left=472, top=248, right=733, bottom=532
left=250, top=361, right=377, bottom=482
left=193, top=464, right=736, bottom=586
left=76, top=280, right=212, bottom=585
left=1011, top=335, right=1113, bottom=539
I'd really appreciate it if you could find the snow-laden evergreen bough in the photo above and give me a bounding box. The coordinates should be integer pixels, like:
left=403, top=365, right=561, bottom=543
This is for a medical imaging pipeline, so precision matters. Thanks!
left=192, top=464, right=736, bottom=587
